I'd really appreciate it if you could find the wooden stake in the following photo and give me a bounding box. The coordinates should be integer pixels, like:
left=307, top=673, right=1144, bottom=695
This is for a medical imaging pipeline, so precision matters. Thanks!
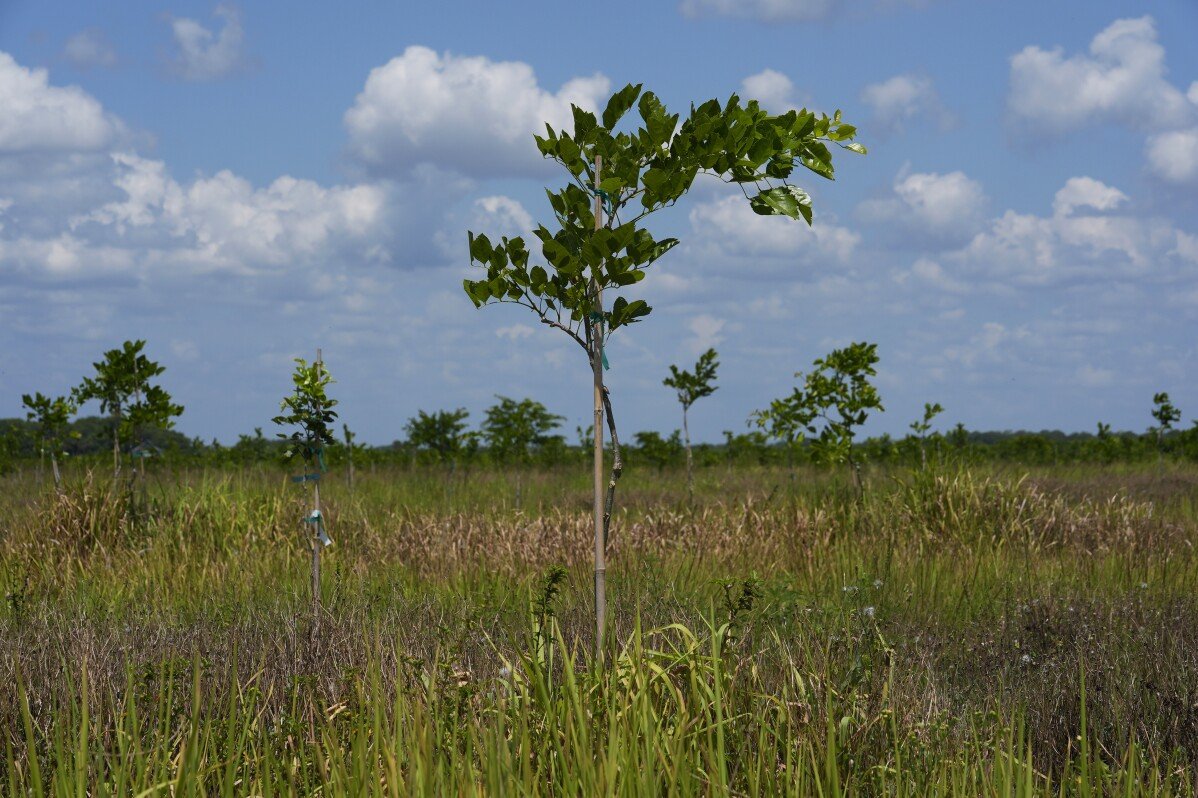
left=591, top=155, right=606, bottom=664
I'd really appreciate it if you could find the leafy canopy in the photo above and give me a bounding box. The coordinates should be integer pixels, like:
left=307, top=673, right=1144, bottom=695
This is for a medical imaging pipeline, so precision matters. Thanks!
left=74, top=340, right=183, bottom=443
left=481, top=396, right=564, bottom=463
left=22, top=392, right=78, bottom=451
left=464, top=83, right=864, bottom=355
left=1152, top=392, right=1181, bottom=432
left=910, top=402, right=944, bottom=437
left=753, top=342, right=883, bottom=465
left=802, top=342, right=884, bottom=464
left=272, top=358, right=339, bottom=467
left=404, top=409, right=474, bottom=461
left=664, top=349, right=720, bottom=410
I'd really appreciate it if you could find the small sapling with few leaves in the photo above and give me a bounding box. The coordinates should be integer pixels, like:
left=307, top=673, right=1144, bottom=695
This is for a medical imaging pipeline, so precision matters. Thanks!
left=1150, top=392, right=1181, bottom=465
left=909, top=402, right=943, bottom=468
left=273, top=351, right=338, bottom=626
left=663, top=348, right=719, bottom=502
left=21, top=392, right=77, bottom=492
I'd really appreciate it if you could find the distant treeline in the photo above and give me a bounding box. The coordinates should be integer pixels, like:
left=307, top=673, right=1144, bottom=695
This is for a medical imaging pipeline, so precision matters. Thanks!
left=1, top=415, right=1196, bottom=472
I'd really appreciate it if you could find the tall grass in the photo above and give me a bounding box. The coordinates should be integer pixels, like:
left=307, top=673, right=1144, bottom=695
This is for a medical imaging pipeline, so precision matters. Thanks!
left=2, top=462, right=1197, bottom=794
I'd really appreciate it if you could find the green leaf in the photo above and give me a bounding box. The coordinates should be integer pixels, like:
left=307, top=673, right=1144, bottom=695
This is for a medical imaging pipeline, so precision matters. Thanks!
left=571, top=106, right=597, bottom=142
left=843, top=142, right=867, bottom=155
left=602, top=83, right=642, bottom=129
left=749, top=186, right=813, bottom=224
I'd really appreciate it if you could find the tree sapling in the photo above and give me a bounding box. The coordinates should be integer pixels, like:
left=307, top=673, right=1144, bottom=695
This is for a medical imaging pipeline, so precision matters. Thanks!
left=663, top=348, right=719, bottom=502
left=464, top=83, right=865, bottom=658
left=273, top=351, right=339, bottom=628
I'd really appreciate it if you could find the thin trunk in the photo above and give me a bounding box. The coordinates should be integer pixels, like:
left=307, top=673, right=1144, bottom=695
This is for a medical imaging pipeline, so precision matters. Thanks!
left=311, top=348, right=324, bottom=634
left=312, top=477, right=322, bottom=630
left=849, top=454, right=863, bottom=500
left=112, top=416, right=120, bottom=480
left=51, top=451, right=62, bottom=494
left=682, top=405, right=693, bottom=504
left=919, top=438, right=927, bottom=469
left=591, top=154, right=606, bottom=665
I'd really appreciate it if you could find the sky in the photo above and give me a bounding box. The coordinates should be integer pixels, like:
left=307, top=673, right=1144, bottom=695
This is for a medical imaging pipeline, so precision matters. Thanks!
left=0, top=0, right=1195, bottom=445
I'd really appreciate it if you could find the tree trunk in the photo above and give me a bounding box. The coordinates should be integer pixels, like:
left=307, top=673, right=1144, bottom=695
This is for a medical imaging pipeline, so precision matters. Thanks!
left=591, top=155, right=606, bottom=665
left=112, top=418, right=120, bottom=480
left=849, top=454, right=863, bottom=500
left=683, top=405, right=693, bottom=503
left=311, top=349, right=325, bottom=636
left=51, top=451, right=62, bottom=494
left=312, top=476, right=322, bottom=630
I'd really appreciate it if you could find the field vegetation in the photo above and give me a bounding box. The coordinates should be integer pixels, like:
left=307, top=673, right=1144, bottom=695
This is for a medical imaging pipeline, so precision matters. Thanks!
left=2, top=457, right=1197, bottom=794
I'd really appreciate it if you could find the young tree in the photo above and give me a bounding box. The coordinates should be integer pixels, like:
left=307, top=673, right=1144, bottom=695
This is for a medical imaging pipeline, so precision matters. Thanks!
left=750, top=391, right=815, bottom=477
left=73, top=340, right=183, bottom=480
left=404, top=409, right=474, bottom=466
left=482, top=396, right=564, bottom=507
left=21, top=392, right=77, bottom=492
left=342, top=423, right=360, bottom=491
left=1151, top=392, right=1181, bottom=464
left=632, top=430, right=684, bottom=472
left=463, top=84, right=864, bottom=657
left=663, top=348, right=719, bottom=501
left=481, top=396, right=565, bottom=464
left=908, top=402, right=943, bottom=468
left=758, top=343, right=883, bottom=497
left=273, top=352, right=338, bottom=627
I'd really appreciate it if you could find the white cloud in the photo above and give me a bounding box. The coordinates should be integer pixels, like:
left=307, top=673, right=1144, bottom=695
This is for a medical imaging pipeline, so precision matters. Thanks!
left=69, top=153, right=388, bottom=275
left=897, top=257, right=969, bottom=294
left=857, top=168, right=987, bottom=240
left=860, top=73, right=953, bottom=134
left=0, top=52, right=119, bottom=152
left=1007, top=16, right=1194, bottom=135
left=741, top=69, right=806, bottom=112
left=688, top=314, right=726, bottom=353
left=1076, top=364, right=1114, bottom=387
left=345, top=46, right=609, bottom=178
left=1051, top=176, right=1128, bottom=217
left=689, top=194, right=859, bottom=261
left=63, top=30, right=118, bottom=69
left=168, top=4, right=248, bottom=81
left=950, top=176, right=1191, bottom=286
left=680, top=0, right=835, bottom=21
left=1145, top=128, right=1198, bottom=185
left=495, top=324, right=535, bottom=341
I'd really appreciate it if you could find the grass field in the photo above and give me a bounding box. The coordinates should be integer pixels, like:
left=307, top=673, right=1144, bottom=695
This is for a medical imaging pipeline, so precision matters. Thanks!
left=2, top=461, right=1197, bottom=795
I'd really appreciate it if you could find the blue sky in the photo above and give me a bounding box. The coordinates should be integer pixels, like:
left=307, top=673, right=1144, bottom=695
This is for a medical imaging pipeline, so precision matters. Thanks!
left=0, top=0, right=1195, bottom=444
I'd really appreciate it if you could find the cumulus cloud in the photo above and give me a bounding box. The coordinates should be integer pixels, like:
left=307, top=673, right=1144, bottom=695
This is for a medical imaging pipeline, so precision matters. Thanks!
left=860, top=73, right=953, bottom=134
left=949, top=176, right=1191, bottom=286
left=857, top=168, right=987, bottom=242
left=741, top=69, right=807, bottom=113
left=71, top=153, right=389, bottom=275
left=687, top=314, right=726, bottom=353
left=1145, top=128, right=1198, bottom=185
left=1007, top=16, right=1194, bottom=135
left=1051, top=176, right=1128, bottom=217
left=345, top=46, right=608, bottom=178
left=689, top=194, right=859, bottom=263
left=0, top=52, right=119, bottom=152
left=680, top=0, right=836, bottom=21
left=167, top=4, right=249, bottom=81
left=63, top=30, right=118, bottom=69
